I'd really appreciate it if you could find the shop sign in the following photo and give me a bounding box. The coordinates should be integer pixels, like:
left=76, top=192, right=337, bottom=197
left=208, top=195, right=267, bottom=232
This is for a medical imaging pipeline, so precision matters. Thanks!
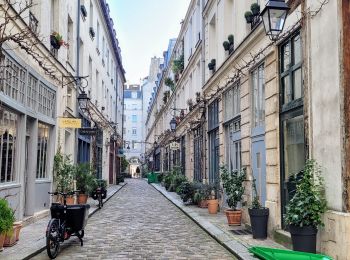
left=58, top=118, right=82, bottom=128
left=170, top=141, right=180, bottom=150
left=79, top=127, right=98, bottom=135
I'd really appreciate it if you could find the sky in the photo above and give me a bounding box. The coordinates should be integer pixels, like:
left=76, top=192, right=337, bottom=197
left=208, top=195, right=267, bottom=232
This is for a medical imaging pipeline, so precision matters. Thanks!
left=108, top=1, right=190, bottom=85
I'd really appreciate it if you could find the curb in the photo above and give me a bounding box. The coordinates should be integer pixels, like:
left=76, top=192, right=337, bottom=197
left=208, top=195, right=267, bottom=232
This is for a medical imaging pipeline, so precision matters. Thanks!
left=149, top=182, right=255, bottom=260
left=23, top=183, right=127, bottom=260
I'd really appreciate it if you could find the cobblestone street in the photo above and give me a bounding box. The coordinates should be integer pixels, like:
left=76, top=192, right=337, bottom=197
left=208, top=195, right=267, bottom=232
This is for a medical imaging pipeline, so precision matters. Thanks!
left=33, top=179, right=235, bottom=259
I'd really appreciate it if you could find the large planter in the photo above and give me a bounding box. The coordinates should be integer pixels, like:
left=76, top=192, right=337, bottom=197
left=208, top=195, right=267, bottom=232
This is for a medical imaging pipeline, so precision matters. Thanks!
left=50, top=35, right=61, bottom=50
left=77, top=194, right=88, bottom=204
left=0, top=233, right=5, bottom=252
left=289, top=225, right=318, bottom=253
left=198, top=200, right=208, bottom=208
left=248, top=208, right=269, bottom=239
left=225, top=209, right=242, bottom=226
left=207, top=199, right=219, bottom=214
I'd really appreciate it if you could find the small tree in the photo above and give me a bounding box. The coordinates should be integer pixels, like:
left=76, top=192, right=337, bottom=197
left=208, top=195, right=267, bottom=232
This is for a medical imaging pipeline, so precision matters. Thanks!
left=221, top=166, right=246, bottom=210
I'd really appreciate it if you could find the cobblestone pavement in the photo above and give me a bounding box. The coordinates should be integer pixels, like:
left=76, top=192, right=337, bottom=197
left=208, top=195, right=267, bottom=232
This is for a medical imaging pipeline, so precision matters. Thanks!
left=33, top=179, right=235, bottom=260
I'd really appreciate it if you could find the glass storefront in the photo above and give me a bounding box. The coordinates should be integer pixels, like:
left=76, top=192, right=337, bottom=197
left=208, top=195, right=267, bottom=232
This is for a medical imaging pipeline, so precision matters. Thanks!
left=0, top=109, right=18, bottom=184
left=36, top=123, right=50, bottom=179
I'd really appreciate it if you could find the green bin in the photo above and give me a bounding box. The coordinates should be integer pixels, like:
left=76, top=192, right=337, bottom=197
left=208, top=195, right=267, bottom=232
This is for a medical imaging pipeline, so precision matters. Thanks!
left=248, top=247, right=333, bottom=260
left=147, top=172, right=158, bottom=184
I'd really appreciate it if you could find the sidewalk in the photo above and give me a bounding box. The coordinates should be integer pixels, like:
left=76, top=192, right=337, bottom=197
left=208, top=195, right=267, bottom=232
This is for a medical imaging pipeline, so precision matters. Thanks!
left=151, top=182, right=287, bottom=260
left=0, top=182, right=127, bottom=260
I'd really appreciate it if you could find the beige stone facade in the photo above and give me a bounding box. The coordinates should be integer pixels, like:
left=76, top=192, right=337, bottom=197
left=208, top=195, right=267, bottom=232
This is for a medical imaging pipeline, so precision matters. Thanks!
left=145, top=0, right=349, bottom=258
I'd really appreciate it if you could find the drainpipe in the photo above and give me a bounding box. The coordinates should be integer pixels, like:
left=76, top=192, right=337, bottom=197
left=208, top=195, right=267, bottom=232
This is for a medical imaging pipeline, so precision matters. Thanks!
left=201, top=0, right=207, bottom=182
left=75, top=0, right=81, bottom=165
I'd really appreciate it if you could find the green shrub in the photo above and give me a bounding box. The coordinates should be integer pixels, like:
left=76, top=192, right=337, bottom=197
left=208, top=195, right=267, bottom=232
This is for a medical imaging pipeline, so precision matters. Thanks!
left=164, top=173, right=173, bottom=190
left=74, top=163, right=96, bottom=194
left=285, top=159, right=327, bottom=227
left=178, top=181, right=195, bottom=203
left=0, top=198, right=15, bottom=235
left=169, top=174, right=187, bottom=192
left=221, top=166, right=246, bottom=210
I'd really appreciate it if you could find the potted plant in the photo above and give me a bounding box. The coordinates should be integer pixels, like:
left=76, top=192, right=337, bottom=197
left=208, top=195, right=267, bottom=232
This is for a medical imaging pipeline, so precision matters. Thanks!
left=0, top=198, right=15, bottom=250
left=221, top=166, right=246, bottom=225
left=50, top=32, right=68, bottom=49
left=53, top=149, right=75, bottom=204
left=193, top=184, right=207, bottom=208
left=285, top=159, right=327, bottom=253
left=223, top=41, right=230, bottom=51
left=195, top=92, right=201, bottom=103
left=250, top=3, right=260, bottom=16
left=187, top=99, right=194, bottom=111
left=172, top=54, right=184, bottom=75
left=245, top=11, right=254, bottom=24
left=164, top=172, right=174, bottom=191
left=208, top=59, right=216, bottom=71
left=74, top=163, right=95, bottom=204
left=248, top=178, right=269, bottom=239
left=178, top=181, right=195, bottom=204
left=228, top=34, right=234, bottom=45
left=207, top=184, right=219, bottom=214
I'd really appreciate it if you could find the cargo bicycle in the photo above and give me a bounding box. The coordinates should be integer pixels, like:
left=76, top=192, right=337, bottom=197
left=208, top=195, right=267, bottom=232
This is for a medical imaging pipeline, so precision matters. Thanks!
left=46, top=191, right=90, bottom=259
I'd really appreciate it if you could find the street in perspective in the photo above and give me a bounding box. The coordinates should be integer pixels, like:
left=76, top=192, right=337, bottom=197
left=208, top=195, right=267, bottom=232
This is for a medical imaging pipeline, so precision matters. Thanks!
left=0, top=0, right=349, bottom=259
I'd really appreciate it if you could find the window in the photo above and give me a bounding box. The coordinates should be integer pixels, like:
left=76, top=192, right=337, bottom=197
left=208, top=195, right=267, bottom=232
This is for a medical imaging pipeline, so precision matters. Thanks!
left=0, top=109, right=17, bottom=184
left=252, top=64, right=265, bottom=128
left=107, top=49, right=110, bottom=74
left=29, top=12, right=39, bottom=33
left=279, top=31, right=304, bottom=227
left=224, top=82, right=240, bottom=122
left=226, top=120, right=241, bottom=171
left=67, top=16, right=74, bottom=64
left=208, top=99, right=219, bottom=184
left=96, top=21, right=100, bottom=50
left=208, top=99, right=219, bottom=130
left=131, top=91, right=137, bottom=99
left=132, top=128, right=137, bottom=135
left=38, top=82, right=55, bottom=118
left=0, top=56, right=26, bottom=105
left=181, top=136, right=186, bottom=175
left=132, top=115, right=137, bottom=122
left=89, top=1, right=93, bottom=28
left=280, top=33, right=302, bottom=109
left=27, top=74, right=38, bottom=110
left=36, top=123, right=50, bottom=179
left=102, top=37, right=105, bottom=64
left=123, top=128, right=126, bottom=135
left=193, top=127, right=203, bottom=181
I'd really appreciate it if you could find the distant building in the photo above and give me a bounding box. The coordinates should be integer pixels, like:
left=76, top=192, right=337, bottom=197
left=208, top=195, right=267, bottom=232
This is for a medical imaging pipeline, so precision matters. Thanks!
left=124, top=84, right=143, bottom=176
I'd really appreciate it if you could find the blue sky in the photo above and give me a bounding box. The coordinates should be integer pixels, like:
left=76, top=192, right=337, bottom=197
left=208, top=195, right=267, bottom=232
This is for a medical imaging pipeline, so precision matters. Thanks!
left=108, top=1, right=190, bottom=84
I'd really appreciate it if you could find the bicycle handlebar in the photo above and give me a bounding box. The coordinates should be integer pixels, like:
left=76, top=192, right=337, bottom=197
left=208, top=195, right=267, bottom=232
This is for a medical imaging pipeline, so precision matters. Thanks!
left=48, top=191, right=80, bottom=197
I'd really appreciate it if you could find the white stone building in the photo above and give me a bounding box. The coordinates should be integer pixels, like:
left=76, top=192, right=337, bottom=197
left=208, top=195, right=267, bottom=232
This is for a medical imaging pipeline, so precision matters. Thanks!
left=0, top=0, right=125, bottom=221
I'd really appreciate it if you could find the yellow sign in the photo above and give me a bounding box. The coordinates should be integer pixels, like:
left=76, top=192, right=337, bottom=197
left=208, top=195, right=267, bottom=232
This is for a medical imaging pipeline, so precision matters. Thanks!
left=58, top=118, right=82, bottom=128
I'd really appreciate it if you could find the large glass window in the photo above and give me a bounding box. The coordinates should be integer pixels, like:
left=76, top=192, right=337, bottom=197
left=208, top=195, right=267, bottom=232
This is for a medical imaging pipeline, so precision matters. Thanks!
left=0, top=109, right=17, bottom=184
left=27, top=74, right=38, bottom=110
left=281, top=33, right=302, bottom=108
left=225, top=119, right=241, bottom=171
left=36, top=123, right=50, bottom=179
left=252, top=64, right=265, bottom=128
left=38, top=82, right=55, bottom=118
left=208, top=99, right=220, bottom=185
left=280, top=31, right=304, bottom=228
left=224, top=83, right=240, bottom=122
left=193, top=127, right=203, bottom=181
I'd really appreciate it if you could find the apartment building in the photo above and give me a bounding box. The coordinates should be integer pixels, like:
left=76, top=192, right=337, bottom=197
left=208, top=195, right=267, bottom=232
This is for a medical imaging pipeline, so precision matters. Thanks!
left=145, top=0, right=350, bottom=258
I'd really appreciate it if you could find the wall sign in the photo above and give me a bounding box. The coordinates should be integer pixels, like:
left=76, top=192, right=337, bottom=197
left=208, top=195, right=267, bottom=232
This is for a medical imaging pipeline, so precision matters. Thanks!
left=79, top=127, right=98, bottom=135
left=58, top=118, right=82, bottom=128
left=170, top=141, right=180, bottom=150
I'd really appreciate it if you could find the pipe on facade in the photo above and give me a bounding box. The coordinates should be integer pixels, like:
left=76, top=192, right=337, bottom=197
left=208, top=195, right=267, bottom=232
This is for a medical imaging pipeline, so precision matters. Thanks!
left=75, top=0, right=81, bottom=165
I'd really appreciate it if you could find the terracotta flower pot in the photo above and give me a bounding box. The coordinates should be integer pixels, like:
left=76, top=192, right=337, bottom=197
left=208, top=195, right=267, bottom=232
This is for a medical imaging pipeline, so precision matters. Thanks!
left=78, top=194, right=88, bottom=204
left=225, top=209, right=242, bottom=226
left=13, top=222, right=23, bottom=241
left=0, top=233, right=5, bottom=252
left=66, top=196, right=75, bottom=205
left=207, top=199, right=219, bottom=214
left=198, top=200, right=208, bottom=208
left=4, top=226, right=17, bottom=247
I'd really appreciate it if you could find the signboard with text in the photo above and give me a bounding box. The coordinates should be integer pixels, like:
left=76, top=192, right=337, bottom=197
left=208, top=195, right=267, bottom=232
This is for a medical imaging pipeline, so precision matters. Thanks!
left=79, top=127, right=98, bottom=135
left=169, top=141, right=180, bottom=150
left=58, top=118, right=82, bottom=128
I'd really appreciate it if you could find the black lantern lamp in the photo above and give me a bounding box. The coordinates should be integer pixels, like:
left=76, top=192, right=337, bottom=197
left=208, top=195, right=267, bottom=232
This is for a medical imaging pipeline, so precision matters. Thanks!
left=77, top=91, right=90, bottom=111
left=170, top=117, right=177, bottom=132
left=260, top=0, right=290, bottom=40
left=154, top=140, right=158, bottom=147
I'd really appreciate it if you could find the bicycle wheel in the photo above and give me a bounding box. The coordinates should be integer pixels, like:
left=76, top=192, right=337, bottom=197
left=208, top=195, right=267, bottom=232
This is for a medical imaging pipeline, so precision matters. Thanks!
left=46, top=219, right=60, bottom=259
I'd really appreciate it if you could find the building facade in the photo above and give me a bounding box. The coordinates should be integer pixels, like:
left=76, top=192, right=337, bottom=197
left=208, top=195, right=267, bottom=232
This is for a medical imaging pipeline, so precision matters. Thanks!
left=145, top=0, right=350, bottom=258
left=0, top=0, right=125, bottom=221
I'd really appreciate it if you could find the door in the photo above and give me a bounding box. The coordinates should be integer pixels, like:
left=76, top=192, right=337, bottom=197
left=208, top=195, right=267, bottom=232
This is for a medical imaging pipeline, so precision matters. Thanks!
left=251, top=136, right=266, bottom=206
left=24, top=136, right=30, bottom=216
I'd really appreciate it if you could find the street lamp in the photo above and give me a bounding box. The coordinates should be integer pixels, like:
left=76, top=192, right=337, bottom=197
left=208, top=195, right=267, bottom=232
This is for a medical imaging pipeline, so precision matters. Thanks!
left=77, top=91, right=90, bottom=111
left=170, top=117, right=177, bottom=132
left=260, top=0, right=290, bottom=40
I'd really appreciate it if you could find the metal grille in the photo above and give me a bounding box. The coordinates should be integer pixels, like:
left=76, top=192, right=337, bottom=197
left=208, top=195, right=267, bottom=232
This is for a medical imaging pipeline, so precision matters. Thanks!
left=230, top=229, right=252, bottom=236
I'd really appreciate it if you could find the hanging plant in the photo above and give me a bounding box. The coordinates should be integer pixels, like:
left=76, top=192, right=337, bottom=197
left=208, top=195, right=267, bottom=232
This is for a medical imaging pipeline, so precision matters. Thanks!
left=250, top=3, right=260, bottom=16
left=223, top=41, right=230, bottom=51
left=50, top=32, right=69, bottom=49
left=244, top=11, right=254, bottom=24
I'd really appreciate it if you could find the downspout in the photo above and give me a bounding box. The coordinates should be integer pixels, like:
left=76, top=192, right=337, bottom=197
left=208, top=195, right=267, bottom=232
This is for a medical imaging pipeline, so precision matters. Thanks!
left=201, top=0, right=207, bottom=182
left=75, top=0, right=81, bottom=164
